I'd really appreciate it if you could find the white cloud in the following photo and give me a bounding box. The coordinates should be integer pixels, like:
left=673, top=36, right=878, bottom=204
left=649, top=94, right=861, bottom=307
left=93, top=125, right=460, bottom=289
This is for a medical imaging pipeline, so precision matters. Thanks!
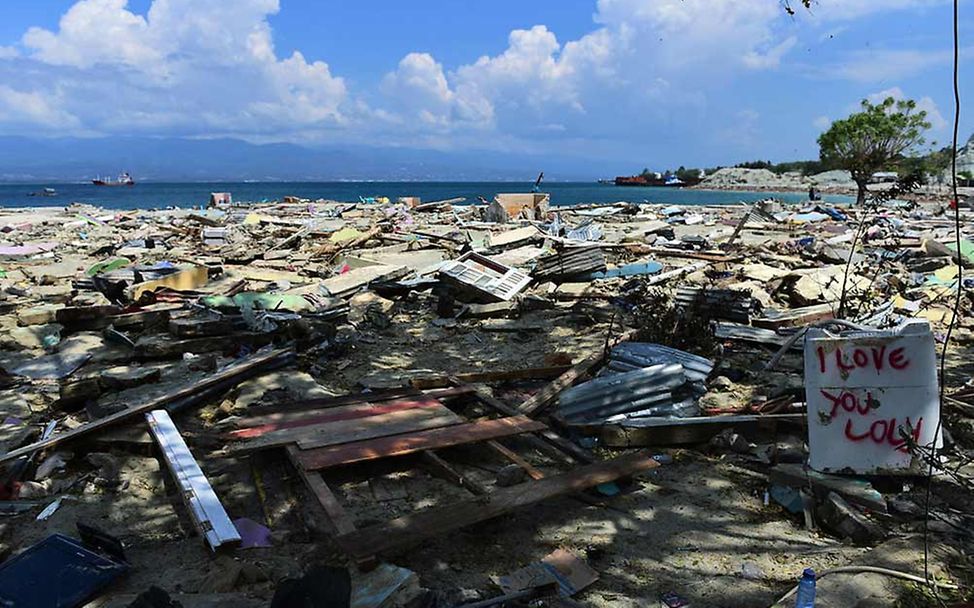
left=0, top=0, right=955, bottom=154
left=23, top=0, right=158, bottom=69
left=867, top=87, right=948, bottom=131
left=0, top=85, right=80, bottom=129
left=381, top=53, right=458, bottom=128
left=378, top=1, right=810, bottom=138
left=744, top=36, right=798, bottom=69
left=825, top=49, right=952, bottom=83
left=12, top=0, right=347, bottom=136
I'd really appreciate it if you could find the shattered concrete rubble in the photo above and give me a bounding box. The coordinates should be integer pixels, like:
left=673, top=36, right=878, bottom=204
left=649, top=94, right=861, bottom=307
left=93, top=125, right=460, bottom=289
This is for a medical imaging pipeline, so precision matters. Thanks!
left=0, top=192, right=972, bottom=607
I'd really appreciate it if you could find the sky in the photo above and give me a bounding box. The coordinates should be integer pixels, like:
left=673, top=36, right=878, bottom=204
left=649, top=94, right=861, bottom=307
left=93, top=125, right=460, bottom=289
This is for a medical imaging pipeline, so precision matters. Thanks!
left=0, top=0, right=970, bottom=173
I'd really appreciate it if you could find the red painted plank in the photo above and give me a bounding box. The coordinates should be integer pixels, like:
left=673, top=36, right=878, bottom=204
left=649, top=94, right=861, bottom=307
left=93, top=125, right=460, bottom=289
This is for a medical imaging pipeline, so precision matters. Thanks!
left=297, top=415, right=547, bottom=471
left=227, top=398, right=442, bottom=440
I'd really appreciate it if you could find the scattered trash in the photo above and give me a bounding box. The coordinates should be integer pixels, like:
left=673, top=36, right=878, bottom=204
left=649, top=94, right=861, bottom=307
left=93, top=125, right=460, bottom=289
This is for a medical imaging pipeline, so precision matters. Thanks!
left=0, top=189, right=967, bottom=607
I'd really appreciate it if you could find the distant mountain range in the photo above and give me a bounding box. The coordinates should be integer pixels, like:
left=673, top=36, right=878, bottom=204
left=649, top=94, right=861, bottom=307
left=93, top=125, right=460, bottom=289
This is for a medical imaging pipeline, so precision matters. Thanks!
left=0, top=136, right=618, bottom=182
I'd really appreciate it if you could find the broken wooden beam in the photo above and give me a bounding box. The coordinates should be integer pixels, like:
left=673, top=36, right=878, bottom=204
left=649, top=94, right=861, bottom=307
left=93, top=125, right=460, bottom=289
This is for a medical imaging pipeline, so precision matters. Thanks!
left=420, top=451, right=489, bottom=496
left=334, top=450, right=661, bottom=558
left=285, top=446, right=356, bottom=535
left=0, top=348, right=294, bottom=464
left=487, top=440, right=544, bottom=480
left=752, top=303, right=836, bottom=330
left=583, top=413, right=805, bottom=447
left=517, top=353, right=606, bottom=416
left=409, top=366, right=571, bottom=390
left=473, top=387, right=593, bottom=464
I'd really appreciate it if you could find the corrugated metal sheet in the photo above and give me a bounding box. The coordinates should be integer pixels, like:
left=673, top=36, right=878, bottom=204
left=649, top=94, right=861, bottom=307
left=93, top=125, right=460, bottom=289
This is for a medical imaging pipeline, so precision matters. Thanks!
left=532, top=246, right=606, bottom=281
left=558, top=363, right=687, bottom=422
left=714, top=321, right=793, bottom=346
left=606, top=343, right=714, bottom=383
left=604, top=398, right=700, bottom=422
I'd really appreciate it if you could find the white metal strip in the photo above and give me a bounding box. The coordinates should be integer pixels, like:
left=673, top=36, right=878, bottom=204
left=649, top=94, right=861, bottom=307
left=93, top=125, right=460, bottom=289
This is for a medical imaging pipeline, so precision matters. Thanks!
left=146, top=409, right=241, bottom=550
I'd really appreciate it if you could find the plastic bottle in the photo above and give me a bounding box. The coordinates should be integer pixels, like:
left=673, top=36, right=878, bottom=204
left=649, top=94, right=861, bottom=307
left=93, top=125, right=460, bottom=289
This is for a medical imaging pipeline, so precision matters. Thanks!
left=794, top=568, right=816, bottom=608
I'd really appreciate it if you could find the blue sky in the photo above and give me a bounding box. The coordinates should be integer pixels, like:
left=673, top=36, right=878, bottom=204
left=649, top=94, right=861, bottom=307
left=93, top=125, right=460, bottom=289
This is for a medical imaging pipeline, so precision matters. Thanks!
left=0, top=0, right=969, bottom=174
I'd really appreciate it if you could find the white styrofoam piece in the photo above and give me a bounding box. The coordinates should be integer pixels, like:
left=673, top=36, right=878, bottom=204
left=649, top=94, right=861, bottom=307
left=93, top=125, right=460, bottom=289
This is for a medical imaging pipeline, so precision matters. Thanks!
left=146, top=409, right=241, bottom=550
left=804, top=319, right=942, bottom=474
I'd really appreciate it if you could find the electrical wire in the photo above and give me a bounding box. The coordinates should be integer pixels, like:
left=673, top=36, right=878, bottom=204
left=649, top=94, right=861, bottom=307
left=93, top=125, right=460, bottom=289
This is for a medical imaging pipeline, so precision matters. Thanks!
left=924, top=0, right=963, bottom=604
left=774, top=566, right=960, bottom=605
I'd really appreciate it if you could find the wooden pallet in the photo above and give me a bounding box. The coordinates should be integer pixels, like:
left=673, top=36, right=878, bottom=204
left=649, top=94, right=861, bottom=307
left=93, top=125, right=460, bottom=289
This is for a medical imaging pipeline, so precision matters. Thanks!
left=247, top=387, right=658, bottom=561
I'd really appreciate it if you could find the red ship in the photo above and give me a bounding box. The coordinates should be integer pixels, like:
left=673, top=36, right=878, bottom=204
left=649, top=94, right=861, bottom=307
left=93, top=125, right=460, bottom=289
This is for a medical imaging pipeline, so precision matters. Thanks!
left=92, top=172, right=135, bottom=186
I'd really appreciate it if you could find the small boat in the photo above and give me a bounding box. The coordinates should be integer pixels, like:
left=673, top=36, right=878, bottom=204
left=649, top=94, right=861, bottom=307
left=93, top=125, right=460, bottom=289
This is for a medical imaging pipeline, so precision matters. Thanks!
left=27, top=187, right=57, bottom=197
left=93, top=172, right=135, bottom=186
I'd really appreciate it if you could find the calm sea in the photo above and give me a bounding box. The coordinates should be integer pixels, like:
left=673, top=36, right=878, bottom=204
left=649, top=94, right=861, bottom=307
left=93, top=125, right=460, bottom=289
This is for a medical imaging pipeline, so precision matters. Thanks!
left=0, top=181, right=852, bottom=210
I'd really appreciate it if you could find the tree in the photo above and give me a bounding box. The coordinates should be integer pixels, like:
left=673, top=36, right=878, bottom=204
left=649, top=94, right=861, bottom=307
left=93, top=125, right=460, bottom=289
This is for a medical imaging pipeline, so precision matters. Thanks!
left=817, top=96, right=931, bottom=205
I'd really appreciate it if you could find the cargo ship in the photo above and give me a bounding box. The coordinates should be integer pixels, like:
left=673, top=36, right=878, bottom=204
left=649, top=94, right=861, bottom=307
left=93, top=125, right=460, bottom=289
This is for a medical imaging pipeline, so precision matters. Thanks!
left=613, top=174, right=701, bottom=187
left=92, top=172, right=135, bottom=186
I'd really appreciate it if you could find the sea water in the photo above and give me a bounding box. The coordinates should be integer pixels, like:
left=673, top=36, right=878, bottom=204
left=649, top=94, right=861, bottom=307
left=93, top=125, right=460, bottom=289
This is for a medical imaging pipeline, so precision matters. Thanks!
left=0, top=181, right=853, bottom=210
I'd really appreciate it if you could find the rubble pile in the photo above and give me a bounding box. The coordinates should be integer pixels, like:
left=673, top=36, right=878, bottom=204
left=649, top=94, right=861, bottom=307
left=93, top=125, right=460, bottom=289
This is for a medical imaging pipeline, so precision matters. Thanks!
left=0, top=192, right=972, bottom=607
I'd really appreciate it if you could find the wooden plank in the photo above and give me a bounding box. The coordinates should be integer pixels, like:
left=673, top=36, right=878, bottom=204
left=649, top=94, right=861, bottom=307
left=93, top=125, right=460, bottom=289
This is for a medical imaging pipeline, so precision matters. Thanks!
left=146, top=410, right=241, bottom=550
left=473, top=387, right=593, bottom=464
left=227, top=397, right=444, bottom=440
left=410, top=366, right=571, bottom=390
left=285, top=446, right=356, bottom=535
left=0, top=348, right=293, bottom=464
left=421, top=451, right=488, bottom=496
left=298, top=416, right=547, bottom=471
left=232, top=405, right=463, bottom=453
left=296, top=409, right=461, bottom=450
left=334, top=451, right=661, bottom=558
left=228, top=387, right=422, bottom=425
left=518, top=353, right=606, bottom=416
left=626, top=245, right=738, bottom=263
left=588, top=413, right=805, bottom=447
left=487, top=440, right=544, bottom=480
left=752, top=303, right=835, bottom=330
left=231, top=385, right=475, bottom=425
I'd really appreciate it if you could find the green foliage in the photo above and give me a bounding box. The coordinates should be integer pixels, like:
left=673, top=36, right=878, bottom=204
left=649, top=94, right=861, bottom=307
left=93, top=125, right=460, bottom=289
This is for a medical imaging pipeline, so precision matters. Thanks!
left=733, top=159, right=826, bottom=175
left=735, top=160, right=773, bottom=170
left=771, top=160, right=826, bottom=175
left=627, top=287, right=716, bottom=356
left=818, top=96, right=931, bottom=187
left=896, top=146, right=951, bottom=178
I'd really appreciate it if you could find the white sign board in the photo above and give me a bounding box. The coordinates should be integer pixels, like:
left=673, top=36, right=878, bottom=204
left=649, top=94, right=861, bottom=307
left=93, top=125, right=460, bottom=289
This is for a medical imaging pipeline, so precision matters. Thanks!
left=804, top=319, right=942, bottom=474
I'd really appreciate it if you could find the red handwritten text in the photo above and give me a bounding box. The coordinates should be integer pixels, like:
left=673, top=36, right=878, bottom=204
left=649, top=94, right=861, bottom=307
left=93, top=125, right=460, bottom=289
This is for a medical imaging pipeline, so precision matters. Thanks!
left=816, top=345, right=910, bottom=375
left=819, top=388, right=922, bottom=452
